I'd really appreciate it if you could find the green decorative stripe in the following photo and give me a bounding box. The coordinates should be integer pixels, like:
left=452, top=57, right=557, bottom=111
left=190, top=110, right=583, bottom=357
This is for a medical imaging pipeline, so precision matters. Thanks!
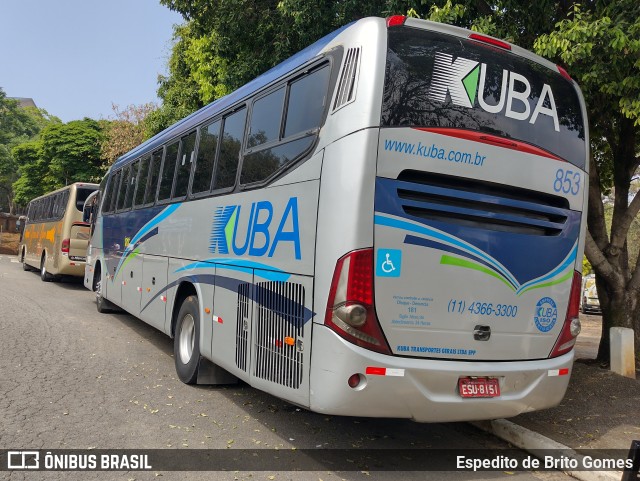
left=440, top=255, right=515, bottom=292
left=119, top=247, right=141, bottom=273
left=517, top=269, right=573, bottom=296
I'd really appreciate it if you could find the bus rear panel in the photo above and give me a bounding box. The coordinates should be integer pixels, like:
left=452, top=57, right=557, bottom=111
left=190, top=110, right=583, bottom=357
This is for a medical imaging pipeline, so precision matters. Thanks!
left=311, top=17, right=588, bottom=421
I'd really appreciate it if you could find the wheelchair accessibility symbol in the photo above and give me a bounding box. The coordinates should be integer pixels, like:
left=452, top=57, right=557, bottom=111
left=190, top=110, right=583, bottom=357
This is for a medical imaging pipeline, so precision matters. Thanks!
left=376, top=249, right=402, bottom=277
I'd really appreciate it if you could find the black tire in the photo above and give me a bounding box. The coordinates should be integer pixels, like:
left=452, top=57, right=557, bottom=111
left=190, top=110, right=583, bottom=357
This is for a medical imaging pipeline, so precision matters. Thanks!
left=40, top=254, right=53, bottom=282
left=93, top=267, right=112, bottom=313
left=21, top=250, right=31, bottom=271
left=174, top=295, right=201, bottom=384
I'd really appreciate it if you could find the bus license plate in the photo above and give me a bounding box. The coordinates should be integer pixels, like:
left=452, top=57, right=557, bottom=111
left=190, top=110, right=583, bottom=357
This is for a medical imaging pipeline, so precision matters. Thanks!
left=458, top=377, right=500, bottom=398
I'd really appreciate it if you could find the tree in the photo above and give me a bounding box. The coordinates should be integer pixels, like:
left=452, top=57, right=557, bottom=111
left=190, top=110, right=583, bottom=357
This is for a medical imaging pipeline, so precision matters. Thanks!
left=0, top=88, right=61, bottom=212
left=12, top=119, right=106, bottom=206
left=0, top=88, right=42, bottom=213
left=40, top=119, right=105, bottom=186
left=535, top=1, right=640, bottom=363
left=101, top=103, right=156, bottom=168
left=12, top=141, right=50, bottom=204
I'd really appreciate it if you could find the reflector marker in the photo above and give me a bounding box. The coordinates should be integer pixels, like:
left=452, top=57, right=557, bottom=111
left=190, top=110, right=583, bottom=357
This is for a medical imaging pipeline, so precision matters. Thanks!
left=548, top=368, right=570, bottom=377
left=160, top=295, right=167, bottom=302
left=365, top=367, right=405, bottom=377
left=137, top=287, right=142, bottom=292
left=213, top=315, right=223, bottom=324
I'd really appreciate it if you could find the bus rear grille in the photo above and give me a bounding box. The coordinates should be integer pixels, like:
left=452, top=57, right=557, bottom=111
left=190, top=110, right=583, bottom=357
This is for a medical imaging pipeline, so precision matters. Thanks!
left=332, top=47, right=360, bottom=111
left=235, top=283, right=250, bottom=372
left=396, top=171, right=570, bottom=236
left=254, top=281, right=305, bottom=389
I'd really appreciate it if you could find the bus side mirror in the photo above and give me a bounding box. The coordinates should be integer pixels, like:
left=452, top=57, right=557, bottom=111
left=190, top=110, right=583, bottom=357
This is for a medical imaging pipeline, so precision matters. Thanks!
left=82, top=206, right=91, bottom=223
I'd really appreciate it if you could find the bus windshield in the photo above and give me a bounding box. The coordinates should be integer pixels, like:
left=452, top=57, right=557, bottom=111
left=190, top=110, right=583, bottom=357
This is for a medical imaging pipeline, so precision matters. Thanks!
left=382, top=27, right=586, bottom=168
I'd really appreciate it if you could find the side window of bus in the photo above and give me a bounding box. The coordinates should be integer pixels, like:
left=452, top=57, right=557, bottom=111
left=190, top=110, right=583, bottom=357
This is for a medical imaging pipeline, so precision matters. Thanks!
left=240, top=65, right=329, bottom=185
left=123, top=160, right=138, bottom=210
left=57, top=191, right=69, bottom=218
left=158, top=142, right=179, bottom=201
left=147, top=149, right=163, bottom=204
left=108, top=170, right=122, bottom=213
left=134, top=155, right=150, bottom=207
left=116, top=165, right=131, bottom=211
left=247, top=87, right=285, bottom=148
left=285, top=65, right=330, bottom=137
left=213, top=107, right=246, bottom=191
left=173, top=131, right=197, bottom=199
left=191, top=121, right=220, bottom=195
left=51, top=194, right=60, bottom=220
left=45, top=196, right=54, bottom=220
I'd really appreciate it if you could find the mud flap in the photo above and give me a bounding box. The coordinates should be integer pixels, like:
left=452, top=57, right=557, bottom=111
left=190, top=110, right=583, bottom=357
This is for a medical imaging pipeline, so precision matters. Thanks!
left=196, top=358, right=238, bottom=385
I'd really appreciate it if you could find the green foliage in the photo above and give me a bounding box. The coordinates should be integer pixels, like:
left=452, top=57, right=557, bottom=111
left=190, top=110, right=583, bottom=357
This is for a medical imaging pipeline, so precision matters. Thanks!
left=11, top=120, right=106, bottom=205
left=40, top=119, right=105, bottom=186
left=535, top=2, right=640, bottom=128
left=0, top=88, right=57, bottom=212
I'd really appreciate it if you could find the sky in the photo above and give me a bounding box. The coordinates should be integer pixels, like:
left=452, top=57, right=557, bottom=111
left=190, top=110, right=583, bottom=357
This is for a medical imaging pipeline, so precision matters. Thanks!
left=0, top=0, right=183, bottom=123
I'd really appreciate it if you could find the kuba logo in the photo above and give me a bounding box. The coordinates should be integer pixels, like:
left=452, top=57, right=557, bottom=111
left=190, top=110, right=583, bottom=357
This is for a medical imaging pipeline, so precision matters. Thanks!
left=429, top=52, right=560, bottom=132
left=210, top=197, right=301, bottom=259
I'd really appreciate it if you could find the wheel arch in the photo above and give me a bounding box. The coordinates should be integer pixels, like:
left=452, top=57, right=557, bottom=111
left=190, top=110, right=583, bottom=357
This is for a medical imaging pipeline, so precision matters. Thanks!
left=171, top=281, right=200, bottom=338
left=92, top=259, right=102, bottom=291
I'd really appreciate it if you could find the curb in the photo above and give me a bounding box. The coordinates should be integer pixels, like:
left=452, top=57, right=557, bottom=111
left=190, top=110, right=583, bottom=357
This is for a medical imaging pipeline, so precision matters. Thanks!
left=471, top=419, right=622, bottom=481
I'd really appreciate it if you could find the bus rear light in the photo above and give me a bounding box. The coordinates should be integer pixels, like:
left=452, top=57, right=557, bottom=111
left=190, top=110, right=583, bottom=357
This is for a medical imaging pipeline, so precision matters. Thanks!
left=469, top=33, right=511, bottom=50
left=347, top=373, right=365, bottom=389
left=61, top=238, right=70, bottom=254
left=325, top=249, right=391, bottom=355
left=557, top=65, right=573, bottom=82
left=549, top=271, right=582, bottom=358
left=386, top=15, right=407, bottom=28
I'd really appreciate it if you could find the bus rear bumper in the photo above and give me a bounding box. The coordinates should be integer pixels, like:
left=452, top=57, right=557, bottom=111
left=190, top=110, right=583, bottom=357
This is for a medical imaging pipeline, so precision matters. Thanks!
left=56, top=256, right=87, bottom=276
left=309, top=326, right=573, bottom=423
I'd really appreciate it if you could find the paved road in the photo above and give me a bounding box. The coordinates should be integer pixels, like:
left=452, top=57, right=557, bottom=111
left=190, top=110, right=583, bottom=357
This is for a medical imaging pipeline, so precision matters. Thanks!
left=0, top=255, right=569, bottom=481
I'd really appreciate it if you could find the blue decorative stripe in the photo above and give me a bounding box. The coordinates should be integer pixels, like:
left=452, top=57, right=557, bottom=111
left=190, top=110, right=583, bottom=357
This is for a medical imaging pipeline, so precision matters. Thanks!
left=141, top=274, right=314, bottom=325
left=375, top=213, right=519, bottom=288
left=404, top=234, right=516, bottom=290
left=376, top=212, right=577, bottom=293
left=114, top=204, right=181, bottom=277
left=174, top=258, right=291, bottom=282
left=374, top=176, right=582, bottom=285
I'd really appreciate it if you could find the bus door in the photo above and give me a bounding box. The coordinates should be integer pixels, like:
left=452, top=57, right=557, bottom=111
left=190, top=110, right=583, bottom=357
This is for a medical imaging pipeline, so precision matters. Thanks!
left=68, top=222, right=91, bottom=264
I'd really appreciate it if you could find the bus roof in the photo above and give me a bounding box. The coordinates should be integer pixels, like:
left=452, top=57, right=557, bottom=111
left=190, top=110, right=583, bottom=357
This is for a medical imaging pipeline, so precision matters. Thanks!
left=27, top=182, right=99, bottom=203
left=113, top=22, right=352, bottom=170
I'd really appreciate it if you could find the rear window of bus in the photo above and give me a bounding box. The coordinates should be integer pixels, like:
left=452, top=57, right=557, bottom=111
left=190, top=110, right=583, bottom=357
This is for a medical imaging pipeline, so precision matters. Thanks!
left=382, top=27, right=586, bottom=168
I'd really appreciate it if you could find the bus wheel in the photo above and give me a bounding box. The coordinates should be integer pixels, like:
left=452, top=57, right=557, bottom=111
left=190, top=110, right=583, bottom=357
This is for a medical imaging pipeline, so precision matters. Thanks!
left=21, top=250, right=31, bottom=271
left=174, top=295, right=201, bottom=384
left=93, top=268, right=113, bottom=313
left=40, top=255, right=53, bottom=282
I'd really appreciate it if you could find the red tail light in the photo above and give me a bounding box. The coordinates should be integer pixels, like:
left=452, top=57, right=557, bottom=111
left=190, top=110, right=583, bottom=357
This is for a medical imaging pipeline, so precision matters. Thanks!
left=386, top=15, right=407, bottom=28
left=469, top=33, right=511, bottom=50
left=325, top=249, right=391, bottom=354
left=61, top=238, right=70, bottom=254
left=549, top=271, right=582, bottom=358
left=556, top=64, right=573, bottom=82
